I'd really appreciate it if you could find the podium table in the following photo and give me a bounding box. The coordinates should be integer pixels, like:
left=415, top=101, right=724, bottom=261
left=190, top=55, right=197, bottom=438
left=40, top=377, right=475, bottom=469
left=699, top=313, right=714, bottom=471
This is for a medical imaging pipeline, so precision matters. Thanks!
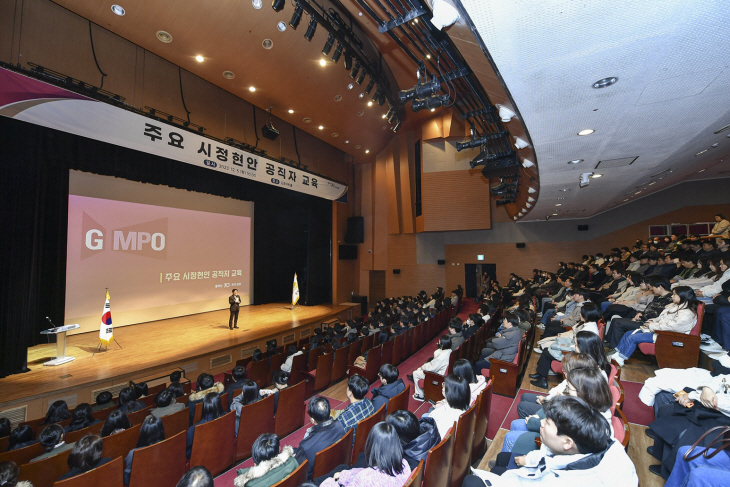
left=41, top=324, right=80, bottom=366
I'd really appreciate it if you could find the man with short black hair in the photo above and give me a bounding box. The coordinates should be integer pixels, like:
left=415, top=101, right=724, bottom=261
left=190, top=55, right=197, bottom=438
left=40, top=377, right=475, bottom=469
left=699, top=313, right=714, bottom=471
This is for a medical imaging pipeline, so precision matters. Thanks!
left=229, top=289, right=241, bottom=330
left=224, top=365, right=248, bottom=408
left=447, top=318, right=465, bottom=350
left=295, top=396, right=346, bottom=479
left=334, top=374, right=375, bottom=444
left=370, top=364, right=405, bottom=413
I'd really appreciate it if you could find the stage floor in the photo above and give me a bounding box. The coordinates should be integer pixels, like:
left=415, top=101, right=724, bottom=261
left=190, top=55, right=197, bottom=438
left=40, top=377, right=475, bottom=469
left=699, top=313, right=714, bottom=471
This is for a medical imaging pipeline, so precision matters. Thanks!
left=1, top=303, right=356, bottom=408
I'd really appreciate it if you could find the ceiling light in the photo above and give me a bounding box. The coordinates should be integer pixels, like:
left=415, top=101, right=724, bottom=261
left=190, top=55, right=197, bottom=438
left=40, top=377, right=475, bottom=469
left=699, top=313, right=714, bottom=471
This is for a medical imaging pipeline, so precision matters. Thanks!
left=711, top=143, right=719, bottom=148
left=289, top=3, right=304, bottom=29
left=347, top=83, right=354, bottom=90
left=577, top=129, right=595, bottom=136
left=635, top=191, right=642, bottom=194
left=303, top=117, right=311, bottom=123
left=365, top=149, right=370, bottom=154
left=262, top=39, right=273, bottom=49
left=272, top=0, right=285, bottom=12
left=318, top=125, right=323, bottom=130
left=568, top=159, right=583, bottom=164
left=277, top=21, right=287, bottom=32
left=579, top=172, right=593, bottom=187
left=357, top=110, right=364, bottom=117
left=522, top=159, right=535, bottom=168
left=331, top=42, right=344, bottom=63
left=411, top=95, right=446, bottom=112
left=331, top=133, right=339, bottom=137
left=367, top=101, right=373, bottom=107
left=343, top=52, right=353, bottom=70
left=526, top=203, right=532, bottom=208
left=426, top=54, right=431, bottom=59
left=552, top=213, right=558, bottom=216
left=322, top=34, right=335, bottom=56
left=591, top=173, right=603, bottom=178
left=497, top=105, right=516, bottom=122
left=392, top=120, right=401, bottom=133
left=527, top=197, right=535, bottom=203
left=431, top=0, right=460, bottom=30
left=249, top=86, right=256, bottom=92
left=111, top=4, right=125, bottom=16
left=358, top=93, right=365, bottom=99
left=345, top=140, right=349, bottom=144
left=696, top=150, right=708, bottom=156
left=334, top=94, right=342, bottom=102
left=528, top=187, right=536, bottom=194
left=698, top=168, right=706, bottom=173
left=648, top=181, right=655, bottom=185
left=319, top=59, right=327, bottom=67
left=514, top=137, right=529, bottom=149
left=382, top=114, right=386, bottom=119
left=364, top=78, right=375, bottom=93
left=156, top=31, right=173, bottom=43
left=430, top=108, right=435, bottom=112
left=303, top=17, right=317, bottom=41
left=355, top=144, right=361, bottom=149
left=288, top=109, right=294, bottom=114
left=252, top=0, right=262, bottom=9
left=222, top=71, right=235, bottom=79
left=555, top=203, right=561, bottom=207
left=195, top=55, right=204, bottom=62
left=592, top=77, right=618, bottom=89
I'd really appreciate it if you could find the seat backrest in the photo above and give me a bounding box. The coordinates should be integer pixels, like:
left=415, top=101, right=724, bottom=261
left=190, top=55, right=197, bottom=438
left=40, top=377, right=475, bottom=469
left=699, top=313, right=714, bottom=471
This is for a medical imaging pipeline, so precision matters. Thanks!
left=609, top=385, right=621, bottom=414
left=146, top=383, right=166, bottom=398
left=330, top=345, right=350, bottom=384
left=450, top=403, right=477, bottom=487
left=236, top=394, right=275, bottom=461
left=380, top=338, right=394, bottom=366
left=308, top=346, right=324, bottom=372
left=311, top=428, right=353, bottom=479
left=127, top=406, right=153, bottom=425
left=614, top=407, right=630, bottom=448
left=422, top=430, right=454, bottom=487
left=410, top=327, right=421, bottom=356
left=288, top=353, right=308, bottom=386
left=193, top=392, right=228, bottom=424
left=18, top=447, right=72, bottom=487
left=274, top=380, right=306, bottom=439
left=351, top=405, right=386, bottom=461
left=387, top=383, right=410, bottom=414
left=391, top=334, right=405, bottom=366
left=189, top=411, right=236, bottom=476
left=347, top=340, right=362, bottom=365
left=102, top=424, right=142, bottom=463
left=312, top=352, right=334, bottom=392
left=270, top=459, right=308, bottom=487
left=269, top=353, right=286, bottom=384
left=471, top=381, right=493, bottom=463
left=405, top=460, right=424, bottom=487
left=160, top=407, right=191, bottom=438
left=64, top=422, right=104, bottom=443
left=249, top=360, right=270, bottom=388
left=692, top=302, right=705, bottom=336
left=608, top=362, right=619, bottom=386
left=361, top=334, right=374, bottom=352
left=363, top=345, right=382, bottom=383
left=597, top=321, right=606, bottom=341
left=52, top=456, right=123, bottom=487
left=128, top=431, right=186, bottom=487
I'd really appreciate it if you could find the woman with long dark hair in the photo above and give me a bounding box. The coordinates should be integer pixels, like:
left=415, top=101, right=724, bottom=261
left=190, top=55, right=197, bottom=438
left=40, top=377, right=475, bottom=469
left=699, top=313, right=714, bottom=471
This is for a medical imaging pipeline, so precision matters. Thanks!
left=232, top=380, right=260, bottom=433
left=117, top=387, right=145, bottom=414
left=186, top=392, right=223, bottom=458
left=7, top=425, right=35, bottom=451
left=100, top=409, right=132, bottom=437
left=40, top=400, right=71, bottom=425
left=429, top=375, right=470, bottom=438
left=124, top=415, right=166, bottom=484
left=65, top=403, right=100, bottom=432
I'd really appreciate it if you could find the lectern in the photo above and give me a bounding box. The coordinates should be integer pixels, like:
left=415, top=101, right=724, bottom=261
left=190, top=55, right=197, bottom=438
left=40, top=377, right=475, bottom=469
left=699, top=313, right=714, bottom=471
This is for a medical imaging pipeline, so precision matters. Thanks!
left=40, top=324, right=80, bottom=366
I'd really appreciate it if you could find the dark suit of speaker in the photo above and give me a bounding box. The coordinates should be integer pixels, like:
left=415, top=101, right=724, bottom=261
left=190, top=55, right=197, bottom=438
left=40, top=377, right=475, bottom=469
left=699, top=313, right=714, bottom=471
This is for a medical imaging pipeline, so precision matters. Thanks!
left=229, top=293, right=241, bottom=329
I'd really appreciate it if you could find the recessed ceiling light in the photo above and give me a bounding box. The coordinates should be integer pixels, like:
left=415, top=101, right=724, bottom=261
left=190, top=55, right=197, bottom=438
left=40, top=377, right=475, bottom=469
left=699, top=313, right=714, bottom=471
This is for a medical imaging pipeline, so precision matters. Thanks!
left=552, top=213, right=558, bottom=216
left=320, top=59, right=327, bottom=66
left=623, top=199, right=629, bottom=202
left=288, top=109, right=294, bottom=114
left=111, top=4, right=125, bottom=16
left=357, top=110, right=364, bottom=117
left=303, top=117, right=311, bottom=123
left=367, top=101, right=373, bottom=107
left=711, top=143, right=719, bottom=148
left=252, top=0, right=262, bottom=8
left=318, top=125, right=323, bottom=130
left=592, top=77, right=618, bottom=89
left=195, top=55, right=204, bottom=62
left=262, top=39, right=273, bottom=49
left=365, top=149, right=370, bottom=154
left=358, top=93, right=365, bottom=99
left=648, top=181, right=656, bottom=185
left=635, top=191, right=642, bottom=195
left=334, top=95, right=342, bottom=102
left=698, top=168, right=706, bottom=173
left=249, top=86, right=256, bottom=92
left=347, top=83, right=354, bottom=90
left=344, top=140, right=350, bottom=144
left=559, top=188, right=570, bottom=192
left=222, top=71, right=235, bottom=79
left=426, top=54, right=431, bottom=59
left=331, top=133, right=339, bottom=137
left=381, top=114, right=386, bottom=119
left=430, top=108, right=435, bottom=112
left=555, top=204, right=562, bottom=207
left=277, top=21, right=287, bottom=32
left=355, top=144, right=361, bottom=149
left=591, top=174, right=603, bottom=178
left=568, top=159, right=584, bottom=164
left=696, top=150, right=708, bottom=156
left=156, top=31, right=173, bottom=43
left=577, top=129, right=595, bottom=136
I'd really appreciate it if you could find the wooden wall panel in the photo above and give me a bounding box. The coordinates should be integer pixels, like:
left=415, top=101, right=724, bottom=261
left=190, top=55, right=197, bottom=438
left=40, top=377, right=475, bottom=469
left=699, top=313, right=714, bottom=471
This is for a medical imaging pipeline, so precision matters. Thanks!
left=398, top=131, right=416, bottom=233
left=373, top=155, right=389, bottom=270
left=422, top=170, right=491, bottom=231
left=386, top=148, right=401, bottom=234
left=385, top=234, right=446, bottom=298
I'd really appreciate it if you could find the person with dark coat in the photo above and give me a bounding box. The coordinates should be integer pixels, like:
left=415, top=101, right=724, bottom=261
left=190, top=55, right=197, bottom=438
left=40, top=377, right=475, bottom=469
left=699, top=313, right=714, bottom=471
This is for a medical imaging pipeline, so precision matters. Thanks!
left=229, top=288, right=241, bottom=329
left=370, top=364, right=405, bottom=413
left=473, top=313, right=524, bottom=373
left=234, top=434, right=298, bottom=487
left=294, top=397, right=346, bottom=480
left=56, top=435, right=112, bottom=482
left=186, top=392, right=224, bottom=458
left=225, top=366, right=248, bottom=409
left=446, top=319, right=465, bottom=351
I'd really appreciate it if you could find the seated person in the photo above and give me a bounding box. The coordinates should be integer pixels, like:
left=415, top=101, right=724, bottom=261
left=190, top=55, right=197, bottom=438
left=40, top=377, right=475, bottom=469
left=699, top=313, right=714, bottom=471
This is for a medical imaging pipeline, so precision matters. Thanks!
left=116, top=387, right=145, bottom=414
left=281, top=346, right=303, bottom=374
left=225, top=366, right=248, bottom=408
left=664, top=445, right=730, bottom=487
left=428, top=375, right=471, bottom=438
left=474, top=313, right=524, bottom=373
left=177, top=466, right=215, bottom=487
left=150, top=389, right=185, bottom=418
left=133, top=382, right=149, bottom=400
left=30, top=424, right=75, bottom=462
left=100, top=410, right=132, bottom=437
left=260, top=371, right=289, bottom=415
left=91, top=391, right=114, bottom=412
left=531, top=329, right=608, bottom=390
left=535, top=303, right=600, bottom=361
left=320, top=423, right=411, bottom=487
left=124, top=415, right=166, bottom=485
left=542, top=290, right=591, bottom=338
left=411, top=335, right=452, bottom=402
left=452, top=359, right=488, bottom=405
left=370, top=364, right=405, bottom=413
left=295, top=396, right=346, bottom=480
left=167, top=381, right=186, bottom=399
left=609, top=286, right=699, bottom=367
left=187, top=373, right=224, bottom=424
left=40, top=400, right=71, bottom=426
left=386, top=411, right=440, bottom=468
left=64, top=403, right=100, bottom=433
left=232, top=380, right=261, bottom=433
left=186, top=392, right=224, bottom=458
left=463, top=396, right=638, bottom=487
left=56, top=435, right=111, bottom=482
left=0, top=460, right=32, bottom=487
left=233, top=433, right=298, bottom=487
left=446, top=319, right=465, bottom=350
left=7, top=425, right=35, bottom=451
left=333, top=375, right=375, bottom=443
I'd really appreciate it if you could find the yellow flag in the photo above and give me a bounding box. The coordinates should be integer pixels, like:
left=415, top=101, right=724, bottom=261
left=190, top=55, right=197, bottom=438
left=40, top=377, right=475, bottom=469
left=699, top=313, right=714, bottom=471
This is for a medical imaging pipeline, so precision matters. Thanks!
left=292, top=273, right=300, bottom=307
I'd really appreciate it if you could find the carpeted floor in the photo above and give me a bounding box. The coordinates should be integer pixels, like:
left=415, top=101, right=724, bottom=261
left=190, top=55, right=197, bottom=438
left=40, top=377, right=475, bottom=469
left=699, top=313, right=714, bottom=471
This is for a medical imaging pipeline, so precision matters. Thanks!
left=620, top=380, right=655, bottom=426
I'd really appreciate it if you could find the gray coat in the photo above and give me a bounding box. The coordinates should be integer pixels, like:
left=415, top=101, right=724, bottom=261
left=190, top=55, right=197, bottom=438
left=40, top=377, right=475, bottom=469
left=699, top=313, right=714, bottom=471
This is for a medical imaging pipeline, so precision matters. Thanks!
left=486, top=327, right=524, bottom=363
left=448, top=332, right=465, bottom=351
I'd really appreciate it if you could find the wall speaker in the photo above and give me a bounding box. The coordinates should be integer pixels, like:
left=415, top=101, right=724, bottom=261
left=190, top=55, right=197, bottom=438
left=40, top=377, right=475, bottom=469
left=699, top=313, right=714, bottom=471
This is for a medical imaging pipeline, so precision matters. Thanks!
left=516, top=242, right=526, bottom=249
left=577, top=225, right=589, bottom=231
left=344, top=216, right=365, bottom=243
left=393, top=269, right=401, bottom=274
left=437, top=259, right=446, bottom=265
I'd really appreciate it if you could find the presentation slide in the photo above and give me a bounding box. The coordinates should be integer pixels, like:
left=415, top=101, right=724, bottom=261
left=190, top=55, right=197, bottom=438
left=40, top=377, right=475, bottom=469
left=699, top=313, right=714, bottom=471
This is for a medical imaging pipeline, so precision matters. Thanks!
left=65, top=172, right=253, bottom=334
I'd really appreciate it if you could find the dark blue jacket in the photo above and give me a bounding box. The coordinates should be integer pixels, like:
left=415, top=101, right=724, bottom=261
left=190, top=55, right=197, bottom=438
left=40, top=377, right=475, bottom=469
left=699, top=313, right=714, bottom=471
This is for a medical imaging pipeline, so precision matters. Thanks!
left=370, top=379, right=406, bottom=413
left=295, top=420, right=346, bottom=479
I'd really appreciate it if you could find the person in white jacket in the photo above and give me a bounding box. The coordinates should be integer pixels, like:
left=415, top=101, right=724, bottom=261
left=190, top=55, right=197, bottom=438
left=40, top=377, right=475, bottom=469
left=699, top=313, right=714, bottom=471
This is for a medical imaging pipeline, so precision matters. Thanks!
left=428, top=374, right=470, bottom=438
left=463, top=396, right=638, bottom=487
left=609, top=286, right=699, bottom=367
left=411, top=335, right=452, bottom=401
left=696, top=258, right=729, bottom=298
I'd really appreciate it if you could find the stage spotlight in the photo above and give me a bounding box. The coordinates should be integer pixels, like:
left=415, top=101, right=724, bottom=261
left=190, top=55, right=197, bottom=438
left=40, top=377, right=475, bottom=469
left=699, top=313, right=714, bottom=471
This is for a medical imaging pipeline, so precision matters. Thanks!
left=386, top=106, right=396, bottom=123
left=372, top=88, right=381, bottom=103
left=411, top=95, right=446, bottom=112
left=363, top=75, right=374, bottom=91
left=289, top=2, right=304, bottom=29
left=496, top=198, right=515, bottom=206
left=322, top=33, right=335, bottom=56
left=456, top=135, right=488, bottom=151
left=398, top=77, right=440, bottom=103
left=514, top=136, right=529, bottom=149
left=392, top=119, right=401, bottom=133
left=378, top=93, right=386, bottom=106
left=272, top=0, right=285, bottom=12
left=304, top=17, right=318, bottom=41
left=350, top=62, right=361, bottom=79
left=331, top=42, right=344, bottom=63
left=344, top=52, right=354, bottom=70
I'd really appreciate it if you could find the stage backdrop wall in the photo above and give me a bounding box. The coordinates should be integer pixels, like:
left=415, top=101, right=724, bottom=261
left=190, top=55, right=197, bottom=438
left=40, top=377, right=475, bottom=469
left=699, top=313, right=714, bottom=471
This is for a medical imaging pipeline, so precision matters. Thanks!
left=0, top=116, right=332, bottom=378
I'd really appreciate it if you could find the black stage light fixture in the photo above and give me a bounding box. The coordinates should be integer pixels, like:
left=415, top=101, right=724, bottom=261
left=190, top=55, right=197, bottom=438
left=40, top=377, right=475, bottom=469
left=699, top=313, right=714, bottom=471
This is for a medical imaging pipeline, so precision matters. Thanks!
left=289, top=2, right=304, bottom=29
left=356, top=70, right=367, bottom=86
left=392, top=119, right=401, bottom=133
left=364, top=77, right=375, bottom=93
left=272, top=0, right=285, bottom=12
left=456, top=135, right=488, bottom=151
left=372, top=88, right=381, bottom=103
left=398, top=77, right=440, bottom=103
left=411, top=95, right=446, bottom=112
left=495, top=198, right=516, bottom=206
left=331, top=42, right=344, bottom=63
left=304, top=17, right=318, bottom=41
left=344, top=52, right=354, bottom=71
left=378, top=93, right=386, bottom=106
left=322, top=33, right=335, bottom=55
left=386, top=106, right=396, bottom=123
left=349, top=61, right=360, bottom=79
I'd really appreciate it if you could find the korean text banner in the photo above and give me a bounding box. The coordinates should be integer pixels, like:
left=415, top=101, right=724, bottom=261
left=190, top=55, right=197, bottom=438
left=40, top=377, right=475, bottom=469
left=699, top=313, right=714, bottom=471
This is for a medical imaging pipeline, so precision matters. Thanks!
left=0, top=68, right=348, bottom=201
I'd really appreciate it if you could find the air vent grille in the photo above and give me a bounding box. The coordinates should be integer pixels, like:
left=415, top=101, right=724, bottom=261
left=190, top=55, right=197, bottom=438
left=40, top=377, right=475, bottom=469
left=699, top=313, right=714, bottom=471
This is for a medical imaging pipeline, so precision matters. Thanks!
left=283, top=333, right=295, bottom=343
left=241, top=347, right=257, bottom=358
left=210, top=354, right=232, bottom=369
left=651, top=168, right=672, bottom=178
left=48, top=393, right=78, bottom=409
left=0, top=405, right=27, bottom=429
left=299, top=328, right=311, bottom=338
left=594, top=156, right=638, bottom=169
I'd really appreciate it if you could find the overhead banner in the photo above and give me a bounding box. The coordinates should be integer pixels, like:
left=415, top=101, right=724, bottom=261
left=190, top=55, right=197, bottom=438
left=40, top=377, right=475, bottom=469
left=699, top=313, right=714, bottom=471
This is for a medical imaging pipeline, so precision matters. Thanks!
left=0, top=67, right=348, bottom=201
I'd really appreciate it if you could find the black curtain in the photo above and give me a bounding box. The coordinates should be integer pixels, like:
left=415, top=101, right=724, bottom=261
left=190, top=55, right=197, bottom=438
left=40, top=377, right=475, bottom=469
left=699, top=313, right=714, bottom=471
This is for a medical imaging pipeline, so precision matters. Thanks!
left=0, top=117, right=332, bottom=378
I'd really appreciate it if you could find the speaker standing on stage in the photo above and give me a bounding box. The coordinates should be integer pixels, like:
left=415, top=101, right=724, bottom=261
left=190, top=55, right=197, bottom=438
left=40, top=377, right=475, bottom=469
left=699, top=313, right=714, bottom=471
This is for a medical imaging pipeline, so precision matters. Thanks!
left=229, top=289, right=241, bottom=330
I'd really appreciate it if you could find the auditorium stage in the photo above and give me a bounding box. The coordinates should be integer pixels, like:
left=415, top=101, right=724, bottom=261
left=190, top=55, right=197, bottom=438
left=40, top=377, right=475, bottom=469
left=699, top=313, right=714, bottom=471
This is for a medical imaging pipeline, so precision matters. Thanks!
left=0, top=302, right=359, bottom=415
